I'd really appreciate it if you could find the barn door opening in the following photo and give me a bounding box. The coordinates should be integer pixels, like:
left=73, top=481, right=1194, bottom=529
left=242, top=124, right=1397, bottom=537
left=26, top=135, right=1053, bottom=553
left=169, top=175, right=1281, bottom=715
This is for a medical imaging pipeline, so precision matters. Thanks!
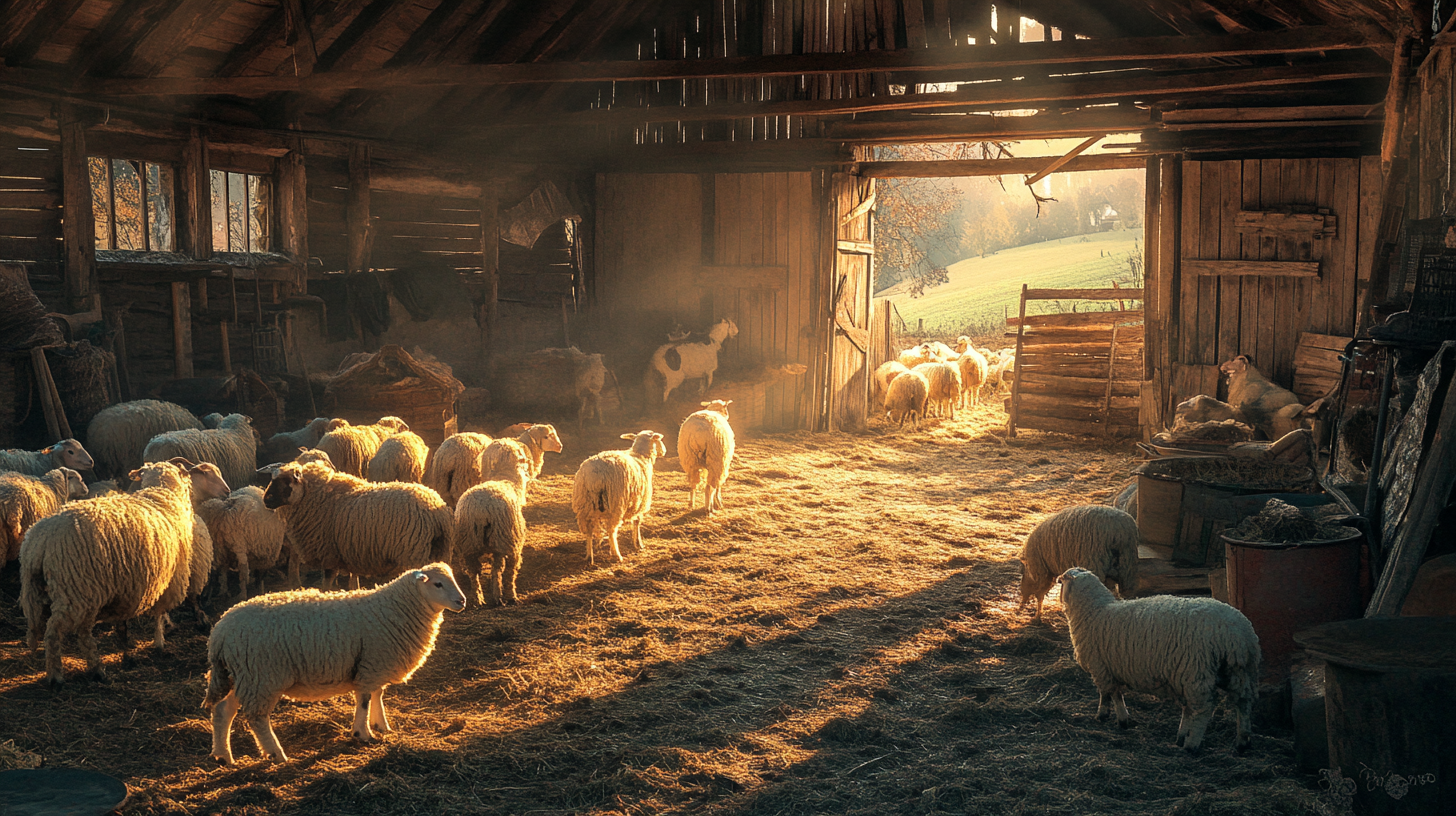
left=827, top=172, right=875, bottom=431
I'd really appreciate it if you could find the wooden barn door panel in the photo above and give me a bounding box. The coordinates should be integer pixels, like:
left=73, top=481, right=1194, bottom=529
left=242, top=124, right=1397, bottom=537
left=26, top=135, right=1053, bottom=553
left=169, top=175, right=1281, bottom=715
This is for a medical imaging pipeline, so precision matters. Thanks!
left=829, top=173, right=873, bottom=431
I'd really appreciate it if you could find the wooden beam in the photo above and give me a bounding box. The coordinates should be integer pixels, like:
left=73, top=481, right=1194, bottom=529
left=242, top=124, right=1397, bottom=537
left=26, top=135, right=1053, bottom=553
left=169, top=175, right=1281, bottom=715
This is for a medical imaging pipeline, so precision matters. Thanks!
left=180, top=126, right=211, bottom=260
left=1023, top=287, right=1145, bottom=300
left=1160, top=104, right=1382, bottom=123
left=67, top=0, right=188, bottom=81
left=76, top=26, right=1387, bottom=97
left=346, top=143, right=371, bottom=274
left=282, top=0, right=319, bottom=77
left=825, top=107, right=1151, bottom=143
left=836, top=240, right=875, bottom=255
left=277, top=141, right=308, bottom=286
left=216, top=3, right=286, bottom=77
left=59, top=109, right=95, bottom=307
left=1, top=0, right=89, bottom=65
left=116, top=0, right=234, bottom=78
left=171, top=280, right=194, bottom=378
left=858, top=153, right=1146, bottom=178
left=479, top=185, right=499, bottom=354
left=696, top=265, right=790, bottom=289
left=312, top=0, right=405, bottom=73
left=1025, top=135, right=1105, bottom=186
left=1183, top=259, right=1321, bottom=277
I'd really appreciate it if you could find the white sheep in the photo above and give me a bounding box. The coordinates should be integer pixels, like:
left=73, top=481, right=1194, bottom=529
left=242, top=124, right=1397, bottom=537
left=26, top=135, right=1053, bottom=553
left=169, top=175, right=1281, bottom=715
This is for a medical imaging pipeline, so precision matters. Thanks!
left=1019, top=505, right=1140, bottom=622
left=263, top=461, right=453, bottom=588
left=896, top=344, right=935, bottom=369
left=477, top=424, right=562, bottom=499
left=927, top=340, right=956, bottom=360
left=873, top=361, right=910, bottom=407
left=0, top=439, right=94, bottom=477
left=1, top=468, right=88, bottom=567
left=452, top=443, right=531, bottom=607
left=198, top=486, right=288, bottom=601
left=84, top=479, right=121, bottom=498
left=203, top=562, right=466, bottom=764
left=571, top=431, right=666, bottom=565
left=421, top=431, right=493, bottom=507
left=367, top=430, right=429, bottom=483
left=911, top=361, right=962, bottom=419
left=1057, top=567, right=1260, bottom=753
left=130, top=461, right=230, bottom=634
left=18, top=459, right=223, bottom=686
left=955, top=347, right=989, bottom=407
left=142, top=413, right=259, bottom=495
left=647, top=318, right=738, bottom=404
left=884, top=369, right=929, bottom=431
left=314, top=417, right=410, bottom=479
left=261, top=417, right=331, bottom=465
left=678, top=400, right=735, bottom=516
left=86, top=400, right=202, bottom=479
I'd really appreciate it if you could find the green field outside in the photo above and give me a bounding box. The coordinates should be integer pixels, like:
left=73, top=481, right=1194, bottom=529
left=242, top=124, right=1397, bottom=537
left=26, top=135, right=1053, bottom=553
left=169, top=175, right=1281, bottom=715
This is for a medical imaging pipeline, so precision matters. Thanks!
left=879, top=227, right=1144, bottom=338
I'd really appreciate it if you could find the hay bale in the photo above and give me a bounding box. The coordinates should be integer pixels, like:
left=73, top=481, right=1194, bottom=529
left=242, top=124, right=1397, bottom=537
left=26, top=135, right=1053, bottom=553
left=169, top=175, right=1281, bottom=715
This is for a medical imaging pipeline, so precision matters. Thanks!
left=0, top=268, right=63, bottom=352
left=322, top=345, right=464, bottom=446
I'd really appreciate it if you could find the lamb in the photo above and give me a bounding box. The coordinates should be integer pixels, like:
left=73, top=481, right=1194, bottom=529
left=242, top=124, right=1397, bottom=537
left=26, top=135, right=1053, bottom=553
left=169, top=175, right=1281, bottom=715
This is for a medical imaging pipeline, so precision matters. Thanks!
left=1, top=468, right=88, bottom=567
left=1057, top=567, right=1260, bottom=753
left=571, top=430, right=667, bottom=566
left=955, top=347, right=990, bottom=407
left=86, top=400, right=202, bottom=479
left=421, top=432, right=493, bottom=507
left=884, top=369, right=930, bottom=430
left=678, top=400, right=735, bottom=516
left=647, top=317, right=738, bottom=404
left=203, top=562, right=466, bottom=764
left=314, top=417, right=410, bottom=479
left=1019, top=505, right=1140, bottom=622
left=263, top=461, right=453, bottom=588
left=142, top=413, right=259, bottom=495
left=261, top=418, right=331, bottom=465
left=0, top=439, right=94, bottom=477
left=452, top=443, right=531, bottom=607
left=477, top=424, right=562, bottom=495
left=911, top=361, right=962, bottom=419
left=873, top=361, right=910, bottom=407
left=1220, top=355, right=1313, bottom=439
left=896, top=343, right=935, bottom=369
left=18, top=459, right=222, bottom=686
left=954, top=336, right=972, bottom=354
left=367, top=431, right=430, bottom=483
left=198, top=485, right=288, bottom=601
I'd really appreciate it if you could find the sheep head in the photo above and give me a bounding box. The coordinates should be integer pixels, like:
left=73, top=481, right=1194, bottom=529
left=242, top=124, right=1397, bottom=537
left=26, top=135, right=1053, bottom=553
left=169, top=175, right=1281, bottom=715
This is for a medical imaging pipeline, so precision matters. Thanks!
left=263, top=465, right=307, bottom=509
left=620, top=431, right=667, bottom=459
left=710, top=318, right=739, bottom=343
left=411, top=563, right=467, bottom=613
left=700, top=399, right=732, bottom=416
left=522, top=424, right=563, bottom=454
left=377, top=416, right=410, bottom=433
left=47, top=439, right=94, bottom=472
left=59, top=467, right=88, bottom=500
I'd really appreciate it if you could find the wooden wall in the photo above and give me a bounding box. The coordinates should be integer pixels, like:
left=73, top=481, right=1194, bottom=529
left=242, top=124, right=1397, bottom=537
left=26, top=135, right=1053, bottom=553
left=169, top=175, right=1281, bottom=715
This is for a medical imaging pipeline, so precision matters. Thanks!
left=0, top=139, right=63, bottom=307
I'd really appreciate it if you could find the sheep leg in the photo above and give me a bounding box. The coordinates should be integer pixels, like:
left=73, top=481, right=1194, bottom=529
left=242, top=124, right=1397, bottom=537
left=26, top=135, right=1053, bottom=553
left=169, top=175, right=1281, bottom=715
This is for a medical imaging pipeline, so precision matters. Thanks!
left=488, top=553, right=505, bottom=607
left=1095, top=689, right=1114, bottom=721
left=465, top=564, right=486, bottom=607
left=685, top=469, right=700, bottom=512
left=1112, top=691, right=1131, bottom=727
left=501, top=551, right=520, bottom=605
left=1182, top=705, right=1215, bottom=752
left=608, top=525, right=624, bottom=563
left=1176, top=705, right=1193, bottom=746
left=367, top=689, right=392, bottom=734
left=41, top=613, right=70, bottom=686
left=115, top=621, right=135, bottom=669
left=245, top=709, right=287, bottom=761
left=237, top=552, right=252, bottom=602
left=352, top=690, right=377, bottom=743
left=210, top=691, right=240, bottom=765
left=347, top=574, right=361, bottom=591
left=1032, top=594, right=1044, bottom=622
left=153, top=615, right=168, bottom=651
left=1233, top=694, right=1253, bottom=753
left=76, top=617, right=105, bottom=683
left=631, top=518, right=644, bottom=552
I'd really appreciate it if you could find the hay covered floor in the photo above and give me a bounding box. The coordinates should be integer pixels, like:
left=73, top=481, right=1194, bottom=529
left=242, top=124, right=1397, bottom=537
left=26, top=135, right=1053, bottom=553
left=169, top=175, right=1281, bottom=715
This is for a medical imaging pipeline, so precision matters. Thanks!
left=0, top=404, right=1327, bottom=815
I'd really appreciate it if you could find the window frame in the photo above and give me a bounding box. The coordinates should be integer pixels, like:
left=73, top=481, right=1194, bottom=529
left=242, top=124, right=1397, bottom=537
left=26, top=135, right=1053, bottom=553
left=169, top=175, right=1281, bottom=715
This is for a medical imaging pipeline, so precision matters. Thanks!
left=209, top=165, right=276, bottom=254
left=88, top=155, right=177, bottom=253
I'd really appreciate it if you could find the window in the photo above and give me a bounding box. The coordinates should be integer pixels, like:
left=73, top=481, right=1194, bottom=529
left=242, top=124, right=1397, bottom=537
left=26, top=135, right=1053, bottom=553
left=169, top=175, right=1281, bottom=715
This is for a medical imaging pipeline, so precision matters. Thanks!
left=210, top=169, right=272, bottom=252
left=89, top=157, right=175, bottom=251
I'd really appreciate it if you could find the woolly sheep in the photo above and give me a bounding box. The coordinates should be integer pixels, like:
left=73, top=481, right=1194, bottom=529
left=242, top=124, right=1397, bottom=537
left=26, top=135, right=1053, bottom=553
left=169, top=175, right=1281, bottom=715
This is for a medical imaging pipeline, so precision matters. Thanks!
left=84, top=480, right=121, bottom=498
left=452, top=443, right=531, bottom=607
left=86, top=400, right=202, bottom=479
left=884, top=369, right=929, bottom=431
left=314, top=417, right=410, bottom=479
left=203, top=563, right=466, bottom=764
left=131, top=461, right=230, bottom=632
left=142, top=413, right=259, bottom=495
left=572, top=431, right=667, bottom=566
left=199, top=486, right=288, bottom=601
left=367, top=431, right=430, bottom=483
left=678, top=400, right=735, bottom=516
left=261, top=417, right=331, bottom=465
left=954, top=336, right=972, bottom=354
left=911, top=361, right=962, bottom=419
left=422, top=432, right=493, bottom=507
left=477, top=424, right=562, bottom=499
left=896, top=344, right=935, bottom=369
left=955, top=347, right=990, bottom=407
left=0, top=439, right=94, bottom=477
left=1, top=468, right=87, bottom=567
left=19, top=459, right=222, bottom=686
left=873, top=361, right=910, bottom=407
left=263, top=461, right=453, bottom=588
left=1057, top=567, right=1259, bottom=753
left=927, top=340, right=956, bottom=360
left=1019, top=505, right=1140, bottom=622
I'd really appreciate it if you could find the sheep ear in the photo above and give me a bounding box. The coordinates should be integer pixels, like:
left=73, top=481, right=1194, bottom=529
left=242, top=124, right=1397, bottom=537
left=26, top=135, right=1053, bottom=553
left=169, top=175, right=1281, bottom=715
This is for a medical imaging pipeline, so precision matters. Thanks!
left=620, top=433, right=635, bottom=440
left=127, top=468, right=143, bottom=481
left=41, top=444, right=57, bottom=454
left=414, top=570, right=428, bottom=582
left=700, top=401, right=711, bottom=407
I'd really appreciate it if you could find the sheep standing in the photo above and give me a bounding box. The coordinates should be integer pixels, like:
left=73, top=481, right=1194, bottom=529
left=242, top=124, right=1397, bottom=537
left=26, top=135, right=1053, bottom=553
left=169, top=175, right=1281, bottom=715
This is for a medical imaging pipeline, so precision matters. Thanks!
left=142, top=413, right=259, bottom=495
left=314, top=417, right=410, bottom=479
left=1, top=468, right=87, bottom=567
left=873, top=361, right=910, bottom=407
left=199, top=486, right=288, bottom=601
left=884, top=370, right=929, bottom=431
left=203, top=563, right=466, bottom=764
left=1019, top=505, right=1140, bottom=622
left=132, top=462, right=229, bottom=632
left=678, top=400, right=735, bottom=516
left=263, top=461, right=453, bottom=588
left=261, top=417, right=331, bottom=465
left=1057, top=567, right=1259, bottom=753
left=912, top=361, right=962, bottom=419
left=571, top=431, right=667, bottom=565
left=477, top=424, right=562, bottom=499
left=647, top=318, right=738, bottom=404
left=896, top=344, right=934, bottom=369
left=955, top=347, right=990, bottom=407
left=368, top=431, right=429, bottom=483
left=453, top=444, right=531, bottom=607
left=19, top=459, right=221, bottom=686
left=422, top=432, right=493, bottom=507
left=86, top=400, right=202, bottom=479
left=0, top=439, right=94, bottom=477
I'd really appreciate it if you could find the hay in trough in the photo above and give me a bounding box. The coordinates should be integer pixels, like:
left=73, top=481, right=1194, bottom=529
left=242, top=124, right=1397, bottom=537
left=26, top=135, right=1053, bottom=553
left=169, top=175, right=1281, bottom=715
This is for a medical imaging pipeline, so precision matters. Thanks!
left=1232, top=499, right=1353, bottom=544
left=1136, top=456, right=1317, bottom=492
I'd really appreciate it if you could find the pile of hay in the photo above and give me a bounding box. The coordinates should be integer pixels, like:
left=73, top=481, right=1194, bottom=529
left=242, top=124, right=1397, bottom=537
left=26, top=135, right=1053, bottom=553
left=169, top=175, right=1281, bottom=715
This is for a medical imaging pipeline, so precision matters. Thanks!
left=1136, top=457, right=1317, bottom=492
left=1232, top=499, right=1353, bottom=543
left=1157, top=418, right=1254, bottom=444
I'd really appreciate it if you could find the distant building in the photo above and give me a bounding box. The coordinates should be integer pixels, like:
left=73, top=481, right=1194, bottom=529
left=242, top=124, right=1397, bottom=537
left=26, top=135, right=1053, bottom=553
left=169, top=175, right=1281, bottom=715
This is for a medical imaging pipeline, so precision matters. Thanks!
left=1092, top=203, right=1121, bottom=231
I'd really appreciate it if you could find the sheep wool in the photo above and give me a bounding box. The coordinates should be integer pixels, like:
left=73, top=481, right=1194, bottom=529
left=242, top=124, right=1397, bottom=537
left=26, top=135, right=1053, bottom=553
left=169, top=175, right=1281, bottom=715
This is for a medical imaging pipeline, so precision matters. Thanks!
left=422, top=432, right=493, bottom=507
left=315, top=417, right=410, bottom=478
left=873, top=361, right=910, bottom=407
left=262, top=417, right=332, bottom=466
left=0, top=439, right=95, bottom=478
left=678, top=400, right=735, bottom=516
left=203, top=562, right=466, bottom=764
left=142, top=413, right=259, bottom=495
left=571, top=431, right=667, bottom=565
left=263, top=461, right=453, bottom=583
left=0, top=468, right=87, bottom=566
left=368, top=431, right=430, bottom=483
left=133, top=462, right=232, bottom=636
left=1058, top=567, right=1259, bottom=753
left=955, top=347, right=989, bottom=407
left=453, top=444, right=531, bottom=606
left=86, top=400, right=202, bottom=479
left=199, top=485, right=288, bottom=601
left=884, top=370, right=929, bottom=430
left=912, top=361, right=962, bottom=419
left=1019, top=505, right=1139, bottom=621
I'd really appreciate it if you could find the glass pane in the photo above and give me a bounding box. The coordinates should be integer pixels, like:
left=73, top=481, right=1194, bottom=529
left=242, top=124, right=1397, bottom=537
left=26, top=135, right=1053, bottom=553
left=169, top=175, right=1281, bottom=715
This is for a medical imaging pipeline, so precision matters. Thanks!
left=228, top=172, right=246, bottom=253
left=210, top=169, right=227, bottom=252
left=247, top=174, right=271, bottom=252
left=111, top=159, right=145, bottom=250
left=146, top=163, right=175, bottom=251
left=88, top=156, right=110, bottom=249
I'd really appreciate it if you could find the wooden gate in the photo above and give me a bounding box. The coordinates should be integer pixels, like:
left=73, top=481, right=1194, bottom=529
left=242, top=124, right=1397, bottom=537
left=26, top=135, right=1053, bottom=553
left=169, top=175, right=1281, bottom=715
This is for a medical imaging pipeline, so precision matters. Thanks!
left=826, top=173, right=874, bottom=431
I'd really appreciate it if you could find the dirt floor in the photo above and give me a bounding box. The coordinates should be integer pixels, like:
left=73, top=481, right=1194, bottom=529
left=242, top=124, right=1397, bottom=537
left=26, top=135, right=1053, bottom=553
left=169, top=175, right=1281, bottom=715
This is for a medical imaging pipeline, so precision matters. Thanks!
left=0, top=402, right=1332, bottom=815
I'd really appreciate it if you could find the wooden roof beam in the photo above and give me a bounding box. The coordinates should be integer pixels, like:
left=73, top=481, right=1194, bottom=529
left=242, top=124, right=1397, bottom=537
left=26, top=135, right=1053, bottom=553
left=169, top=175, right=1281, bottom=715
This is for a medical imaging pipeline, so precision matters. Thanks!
left=858, top=153, right=1148, bottom=178
left=116, top=0, right=238, bottom=78
left=824, top=107, right=1152, bottom=143
left=0, top=0, right=90, bottom=66
left=312, top=0, right=411, bottom=74
left=70, top=25, right=1387, bottom=97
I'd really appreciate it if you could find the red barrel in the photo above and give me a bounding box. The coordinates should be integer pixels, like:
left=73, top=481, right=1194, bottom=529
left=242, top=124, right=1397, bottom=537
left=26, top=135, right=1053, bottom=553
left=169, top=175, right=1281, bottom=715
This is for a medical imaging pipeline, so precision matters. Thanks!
left=1222, top=528, right=1363, bottom=683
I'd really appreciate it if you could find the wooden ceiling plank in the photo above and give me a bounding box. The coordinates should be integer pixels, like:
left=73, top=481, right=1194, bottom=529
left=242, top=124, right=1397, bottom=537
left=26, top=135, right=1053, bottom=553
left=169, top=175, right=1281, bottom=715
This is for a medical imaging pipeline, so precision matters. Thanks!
left=116, top=0, right=239, bottom=78
left=67, top=0, right=188, bottom=81
left=312, top=0, right=408, bottom=74
left=283, top=0, right=319, bottom=76
left=1, top=0, right=89, bottom=65
left=858, top=153, right=1149, bottom=177
left=823, top=106, right=1152, bottom=141
left=215, top=2, right=287, bottom=78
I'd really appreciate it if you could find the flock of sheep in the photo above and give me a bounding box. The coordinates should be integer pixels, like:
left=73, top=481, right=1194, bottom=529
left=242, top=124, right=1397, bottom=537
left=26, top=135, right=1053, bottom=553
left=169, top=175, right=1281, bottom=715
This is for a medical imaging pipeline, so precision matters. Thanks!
left=876, top=336, right=1017, bottom=430
left=0, top=358, right=1263, bottom=765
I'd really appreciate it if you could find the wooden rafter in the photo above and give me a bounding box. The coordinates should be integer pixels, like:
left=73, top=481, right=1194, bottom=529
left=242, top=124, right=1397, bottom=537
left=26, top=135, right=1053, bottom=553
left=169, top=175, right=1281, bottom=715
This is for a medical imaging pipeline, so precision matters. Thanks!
left=824, top=107, right=1151, bottom=142
left=857, top=154, right=1147, bottom=178
left=312, top=0, right=410, bottom=74
left=283, top=0, right=319, bottom=77
left=1025, top=135, right=1105, bottom=185
left=117, top=0, right=237, bottom=78
left=0, top=0, right=90, bottom=66
left=66, top=0, right=186, bottom=81
left=215, top=3, right=287, bottom=77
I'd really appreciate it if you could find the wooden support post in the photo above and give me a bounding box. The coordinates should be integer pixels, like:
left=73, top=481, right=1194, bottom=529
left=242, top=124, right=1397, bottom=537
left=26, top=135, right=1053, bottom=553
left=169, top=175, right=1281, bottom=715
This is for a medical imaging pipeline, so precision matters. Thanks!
left=31, top=348, right=65, bottom=442
left=479, top=185, right=500, bottom=356
left=181, top=126, right=212, bottom=260
left=346, top=142, right=372, bottom=273
left=278, top=140, right=309, bottom=288
left=195, top=278, right=207, bottom=313
left=1009, top=284, right=1030, bottom=438
left=171, top=281, right=194, bottom=378
left=59, top=109, right=96, bottom=310
left=220, top=320, right=232, bottom=374
left=106, top=308, right=131, bottom=400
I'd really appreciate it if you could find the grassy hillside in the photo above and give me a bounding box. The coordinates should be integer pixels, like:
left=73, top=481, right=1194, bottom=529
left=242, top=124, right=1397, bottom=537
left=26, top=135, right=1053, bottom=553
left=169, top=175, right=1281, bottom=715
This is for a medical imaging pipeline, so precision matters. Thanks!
left=879, top=228, right=1143, bottom=338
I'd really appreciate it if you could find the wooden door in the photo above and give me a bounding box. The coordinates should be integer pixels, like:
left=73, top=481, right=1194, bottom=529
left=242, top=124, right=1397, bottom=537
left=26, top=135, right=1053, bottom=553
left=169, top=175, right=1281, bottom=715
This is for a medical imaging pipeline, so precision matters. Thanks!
left=828, top=173, right=874, bottom=431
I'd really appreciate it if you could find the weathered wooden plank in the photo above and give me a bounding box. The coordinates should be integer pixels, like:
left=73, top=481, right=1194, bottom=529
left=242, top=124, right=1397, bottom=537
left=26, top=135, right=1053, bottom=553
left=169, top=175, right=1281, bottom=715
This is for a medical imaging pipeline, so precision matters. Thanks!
left=1007, top=310, right=1144, bottom=328
left=1196, top=162, right=1220, bottom=367
left=859, top=154, right=1145, bottom=178
left=171, top=281, right=194, bottom=378
left=1180, top=160, right=1203, bottom=367
left=836, top=239, right=874, bottom=255
left=1233, top=209, right=1335, bottom=237
left=1006, top=327, right=1145, bottom=342
left=1239, top=160, right=1262, bottom=370
left=1334, top=157, right=1361, bottom=336
left=1017, top=391, right=1141, bottom=413
left=1183, top=259, right=1321, bottom=277
left=1023, top=287, right=1145, bottom=301
left=1015, top=412, right=1140, bottom=436
left=1017, top=373, right=1143, bottom=397
left=696, top=263, right=789, bottom=291
left=1257, top=159, right=1281, bottom=387
left=59, top=112, right=95, bottom=305
left=346, top=143, right=371, bottom=274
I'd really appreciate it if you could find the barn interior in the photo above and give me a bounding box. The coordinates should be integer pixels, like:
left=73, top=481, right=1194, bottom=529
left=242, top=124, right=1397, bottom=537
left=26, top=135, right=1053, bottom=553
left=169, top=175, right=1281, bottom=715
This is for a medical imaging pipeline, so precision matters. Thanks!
left=2, top=0, right=1455, bottom=813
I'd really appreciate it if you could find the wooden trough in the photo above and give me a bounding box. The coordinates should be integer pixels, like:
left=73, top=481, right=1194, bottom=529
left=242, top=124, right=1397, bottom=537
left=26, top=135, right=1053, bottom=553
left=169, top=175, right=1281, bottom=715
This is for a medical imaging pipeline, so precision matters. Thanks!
left=322, top=345, right=464, bottom=447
